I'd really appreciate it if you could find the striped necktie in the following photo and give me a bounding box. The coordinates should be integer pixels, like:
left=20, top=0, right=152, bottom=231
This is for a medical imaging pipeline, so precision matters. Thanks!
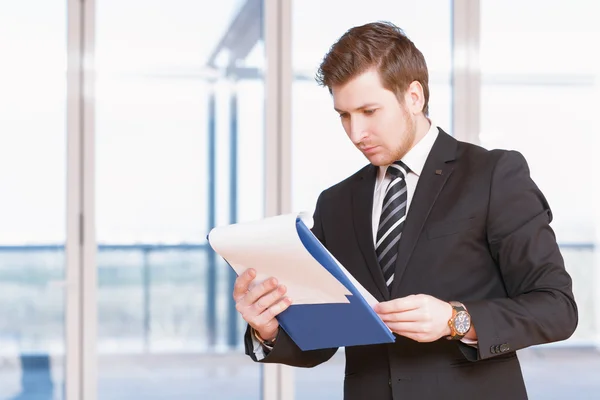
left=375, top=160, right=409, bottom=291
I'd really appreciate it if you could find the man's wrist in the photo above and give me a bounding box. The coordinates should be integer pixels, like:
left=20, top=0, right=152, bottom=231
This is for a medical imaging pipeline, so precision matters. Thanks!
left=252, top=327, right=278, bottom=347
left=443, top=302, right=453, bottom=337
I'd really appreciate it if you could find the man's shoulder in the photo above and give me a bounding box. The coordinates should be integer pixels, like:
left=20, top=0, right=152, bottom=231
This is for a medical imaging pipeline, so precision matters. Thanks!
left=435, top=128, right=513, bottom=166
left=319, top=164, right=374, bottom=200
left=454, top=137, right=524, bottom=168
left=455, top=137, right=497, bottom=158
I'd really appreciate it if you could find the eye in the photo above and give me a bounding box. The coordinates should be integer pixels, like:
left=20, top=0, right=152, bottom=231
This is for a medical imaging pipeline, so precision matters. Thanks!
left=364, top=109, right=377, bottom=115
left=339, top=112, right=349, bottom=119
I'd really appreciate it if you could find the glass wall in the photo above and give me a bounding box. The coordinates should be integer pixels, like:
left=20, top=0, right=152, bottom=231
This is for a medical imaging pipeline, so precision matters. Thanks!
left=479, top=0, right=599, bottom=344
left=291, top=1, right=453, bottom=398
left=0, top=2, right=67, bottom=399
left=1, top=1, right=599, bottom=399
left=94, top=1, right=264, bottom=398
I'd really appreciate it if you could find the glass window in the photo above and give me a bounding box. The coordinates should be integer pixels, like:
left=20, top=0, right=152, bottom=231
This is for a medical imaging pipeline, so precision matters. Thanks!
left=291, top=1, right=453, bottom=398
left=479, top=0, right=599, bottom=345
left=0, top=2, right=67, bottom=399
left=95, top=1, right=264, bottom=398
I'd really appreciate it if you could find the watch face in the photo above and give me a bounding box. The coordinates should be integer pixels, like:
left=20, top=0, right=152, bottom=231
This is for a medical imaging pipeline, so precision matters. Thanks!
left=454, top=311, right=471, bottom=334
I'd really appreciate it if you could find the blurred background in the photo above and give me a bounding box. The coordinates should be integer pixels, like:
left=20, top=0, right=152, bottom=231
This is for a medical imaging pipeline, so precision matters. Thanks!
left=0, top=0, right=599, bottom=399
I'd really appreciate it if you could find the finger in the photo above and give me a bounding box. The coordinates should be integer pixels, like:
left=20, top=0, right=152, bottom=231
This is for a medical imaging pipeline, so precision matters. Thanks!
left=233, top=269, right=256, bottom=301
left=378, top=309, right=422, bottom=323
left=240, top=277, right=279, bottom=308
left=386, top=321, right=425, bottom=334
left=252, top=297, right=293, bottom=328
left=375, top=295, right=420, bottom=314
left=252, top=284, right=288, bottom=314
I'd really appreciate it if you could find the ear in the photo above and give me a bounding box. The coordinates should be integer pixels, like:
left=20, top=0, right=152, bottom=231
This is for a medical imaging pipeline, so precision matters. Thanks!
left=404, top=80, right=425, bottom=115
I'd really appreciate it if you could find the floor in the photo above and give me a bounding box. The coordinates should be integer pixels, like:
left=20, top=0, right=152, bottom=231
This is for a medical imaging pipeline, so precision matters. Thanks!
left=0, top=346, right=599, bottom=399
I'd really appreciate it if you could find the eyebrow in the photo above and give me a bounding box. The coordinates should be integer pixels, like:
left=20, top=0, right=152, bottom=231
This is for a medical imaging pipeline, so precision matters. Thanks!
left=334, top=103, right=380, bottom=113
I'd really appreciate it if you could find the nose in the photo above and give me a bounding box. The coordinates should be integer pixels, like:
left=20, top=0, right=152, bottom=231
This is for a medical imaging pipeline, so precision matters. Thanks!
left=349, top=116, right=367, bottom=145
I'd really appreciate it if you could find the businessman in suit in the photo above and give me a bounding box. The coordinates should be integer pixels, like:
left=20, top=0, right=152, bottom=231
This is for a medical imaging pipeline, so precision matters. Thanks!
left=232, top=21, right=578, bottom=399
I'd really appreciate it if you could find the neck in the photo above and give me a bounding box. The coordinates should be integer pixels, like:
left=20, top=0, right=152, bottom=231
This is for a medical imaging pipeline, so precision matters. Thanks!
left=409, top=114, right=431, bottom=149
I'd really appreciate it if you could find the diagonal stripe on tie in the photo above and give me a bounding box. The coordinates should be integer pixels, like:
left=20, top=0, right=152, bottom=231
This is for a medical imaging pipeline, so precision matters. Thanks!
left=378, top=200, right=407, bottom=238
left=380, top=186, right=407, bottom=216
left=377, top=222, right=405, bottom=283
left=381, top=252, right=398, bottom=275
left=376, top=214, right=406, bottom=249
left=376, top=160, right=409, bottom=291
left=389, top=162, right=409, bottom=177
left=377, top=233, right=402, bottom=264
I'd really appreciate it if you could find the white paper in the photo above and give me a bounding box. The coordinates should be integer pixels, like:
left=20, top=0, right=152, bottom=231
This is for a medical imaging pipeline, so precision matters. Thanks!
left=208, top=212, right=375, bottom=306
left=325, top=249, right=379, bottom=308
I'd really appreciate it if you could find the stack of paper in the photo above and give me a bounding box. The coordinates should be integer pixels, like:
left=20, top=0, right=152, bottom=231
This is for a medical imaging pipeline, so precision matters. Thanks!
left=208, top=213, right=395, bottom=351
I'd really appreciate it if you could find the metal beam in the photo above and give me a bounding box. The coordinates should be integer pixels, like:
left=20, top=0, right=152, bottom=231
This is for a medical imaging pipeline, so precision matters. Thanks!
left=206, top=0, right=263, bottom=68
left=66, top=0, right=97, bottom=398
left=263, top=0, right=294, bottom=399
left=452, top=0, right=481, bottom=144
left=207, top=89, right=218, bottom=348
left=66, top=1, right=84, bottom=397
left=228, top=86, right=239, bottom=348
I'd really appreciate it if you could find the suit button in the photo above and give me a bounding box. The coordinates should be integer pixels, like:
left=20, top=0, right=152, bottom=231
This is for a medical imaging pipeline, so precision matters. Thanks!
left=388, top=379, right=392, bottom=386
left=490, top=345, right=497, bottom=354
left=500, top=344, right=509, bottom=352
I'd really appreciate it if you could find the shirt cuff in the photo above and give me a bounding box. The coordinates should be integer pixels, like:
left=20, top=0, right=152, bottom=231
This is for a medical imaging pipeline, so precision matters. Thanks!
left=460, top=337, right=478, bottom=347
left=251, top=328, right=273, bottom=361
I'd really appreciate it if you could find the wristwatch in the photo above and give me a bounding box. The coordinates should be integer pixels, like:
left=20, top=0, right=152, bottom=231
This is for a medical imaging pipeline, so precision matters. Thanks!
left=252, top=328, right=277, bottom=348
left=446, top=301, right=471, bottom=340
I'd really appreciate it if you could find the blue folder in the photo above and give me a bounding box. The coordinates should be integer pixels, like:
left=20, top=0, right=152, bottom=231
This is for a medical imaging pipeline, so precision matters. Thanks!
left=268, top=218, right=395, bottom=351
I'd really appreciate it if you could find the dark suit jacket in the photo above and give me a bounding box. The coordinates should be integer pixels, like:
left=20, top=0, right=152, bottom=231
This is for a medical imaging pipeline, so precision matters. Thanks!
left=244, top=129, right=578, bottom=400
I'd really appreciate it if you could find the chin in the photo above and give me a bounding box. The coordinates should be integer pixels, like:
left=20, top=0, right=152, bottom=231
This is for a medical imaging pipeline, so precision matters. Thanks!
left=365, top=153, right=394, bottom=167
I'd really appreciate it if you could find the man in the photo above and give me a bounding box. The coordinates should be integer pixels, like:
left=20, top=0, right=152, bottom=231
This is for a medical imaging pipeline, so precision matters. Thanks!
left=232, top=21, right=578, bottom=399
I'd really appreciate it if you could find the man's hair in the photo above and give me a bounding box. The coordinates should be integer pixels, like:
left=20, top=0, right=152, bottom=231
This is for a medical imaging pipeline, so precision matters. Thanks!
left=315, top=21, right=430, bottom=116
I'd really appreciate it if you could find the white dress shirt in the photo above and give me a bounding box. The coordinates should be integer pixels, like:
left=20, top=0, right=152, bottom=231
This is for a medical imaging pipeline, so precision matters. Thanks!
left=252, top=121, right=475, bottom=358
left=371, top=121, right=439, bottom=243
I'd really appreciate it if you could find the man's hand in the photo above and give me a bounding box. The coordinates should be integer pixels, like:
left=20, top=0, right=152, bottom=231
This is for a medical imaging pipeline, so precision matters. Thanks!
left=374, top=294, right=452, bottom=342
left=233, top=268, right=292, bottom=342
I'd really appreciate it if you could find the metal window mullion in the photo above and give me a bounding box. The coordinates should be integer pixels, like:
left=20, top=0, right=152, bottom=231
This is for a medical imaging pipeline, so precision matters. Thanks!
left=595, top=69, right=600, bottom=349
left=278, top=0, right=294, bottom=399
left=262, top=0, right=280, bottom=398
left=81, top=0, right=98, bottom=398
left=451, top=0, right=481, bottom=144
left=263, top=0, right=293, bottom=399
left=66, top=0, right=97, bottom=399
left=65, top=0, right=84, bottom=398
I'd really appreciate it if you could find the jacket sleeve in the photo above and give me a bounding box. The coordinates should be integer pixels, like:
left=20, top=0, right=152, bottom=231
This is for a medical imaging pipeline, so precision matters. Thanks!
left=459, top=150, right=578, bottom=361
left=243, top=192, right=339, bottom=367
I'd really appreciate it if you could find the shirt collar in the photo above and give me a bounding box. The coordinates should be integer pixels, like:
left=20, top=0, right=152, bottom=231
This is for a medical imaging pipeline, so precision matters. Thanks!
left=378, top=120, right=439, bottom=182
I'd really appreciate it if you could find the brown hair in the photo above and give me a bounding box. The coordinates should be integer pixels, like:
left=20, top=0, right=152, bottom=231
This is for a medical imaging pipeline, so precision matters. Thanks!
left=315, top=21, right=430, bottom=116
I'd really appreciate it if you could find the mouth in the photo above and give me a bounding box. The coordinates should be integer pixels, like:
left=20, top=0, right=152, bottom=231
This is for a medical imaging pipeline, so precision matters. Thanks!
left=362, top=146, right=378, bottom=154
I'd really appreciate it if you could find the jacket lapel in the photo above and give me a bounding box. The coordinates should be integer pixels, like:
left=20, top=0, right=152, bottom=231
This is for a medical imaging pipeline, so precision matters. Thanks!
left=389, top=130, right=458, bottom=297
left=351, top=165, right=390, bottom=301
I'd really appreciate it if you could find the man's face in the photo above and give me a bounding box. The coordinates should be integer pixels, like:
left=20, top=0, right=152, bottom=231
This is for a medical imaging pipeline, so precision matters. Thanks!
left=332, top=69, right=416, bottom=166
